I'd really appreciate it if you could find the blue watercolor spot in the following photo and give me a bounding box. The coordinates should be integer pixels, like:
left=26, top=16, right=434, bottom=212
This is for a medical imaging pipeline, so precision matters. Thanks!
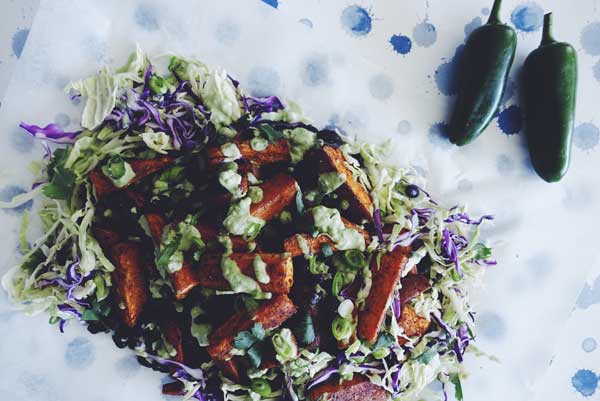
left=593, top=60, right=600, bottom=82
left=526, top=253, right=553, bottom=279
left=458, top=178, right=473, bottom=192
left=247, top=66, right=280, bottom=97
left=496, top=154, right=515, bottom=176
left=0, top=186, right=33, bottom=214
left=397, top=120, right=412, bottom=135
left=482, top=7, right=490, bottom=15
left=301, top=55, right=329, bottom=87
left=572, top=369, right=598, bottom=396
left=18, top=371, right=62, bottom=400
left=12, top=29, right=30, bottom=58
left=390, top=35, right=412, bottom=55
left=581, top=22, right=600, bottom=56
left=582, top=338, right=597, bottom=353
left=464, top=17, right=482, bottom=37
left=511, top=2, right=544, bottom=32
left=497, top=105, right=523, bottom=135
left=134, top=4, right=159, bottom=31
left=477, top=311, right=507, bottom=341
left=54, top=113, right=71, bottom=128
left=576, top=275, right=600, bottom=309
left=501, top=79, right=516, bottom=104
left=11, top=127, right=34, bottom=153
left=84, top=35, right=108, bottom=63
left=341, top=5, right=372, bottom=37
left=574, top=123, right=600, bottom=151
left=65, top=337, right=95, bottom=369
left=299, top=18, right=314, bottom=29
left=428, top=123, right=452, bottom=149
left=215, top=20, right=240, bottom=46
left=368, top=73, right=394, bottom=100
left=434, top=45, right=464, bottom=96
left=413, top=22, right=437, bottom=47
left=260, top=0, right=278, bottom=8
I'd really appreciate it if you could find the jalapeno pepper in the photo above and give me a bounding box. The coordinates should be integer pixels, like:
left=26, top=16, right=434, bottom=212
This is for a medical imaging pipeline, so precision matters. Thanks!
left=523, top=13, right=577, bottom=182
left=448, top=0, right=517, bottom=146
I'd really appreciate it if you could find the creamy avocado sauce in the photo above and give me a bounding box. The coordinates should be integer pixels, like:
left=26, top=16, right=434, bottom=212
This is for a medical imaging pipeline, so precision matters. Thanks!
left=311, top=206, right=365, bottom=251
left=253, top=255, right=270, bottom=284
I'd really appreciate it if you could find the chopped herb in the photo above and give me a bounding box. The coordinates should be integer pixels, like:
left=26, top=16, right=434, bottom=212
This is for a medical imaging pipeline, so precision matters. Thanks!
left=414, top=347, right=437, bottom=364
left=43, top=148, right=76, bottom=200
left=450, top=374, right=463, bottom=401
left=258, top=125, right=284, bottom=143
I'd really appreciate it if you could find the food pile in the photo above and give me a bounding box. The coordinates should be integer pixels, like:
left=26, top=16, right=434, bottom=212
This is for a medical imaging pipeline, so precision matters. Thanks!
left=2, top=47, right=495, bottom=401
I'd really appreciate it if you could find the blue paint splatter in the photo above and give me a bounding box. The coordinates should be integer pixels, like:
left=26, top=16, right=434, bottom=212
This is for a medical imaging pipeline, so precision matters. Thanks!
left=574, top=123, right=599, bottom=151
left=510, top=2, right=544, bottom=32
left=368, top=73, right=394, bottom=100
left=577, top=275, right=600, bottom=309
left=215, top=20, right=240, bottom=46
left=582, top=338, right=597, bottom=353
left=572, top=369, right=598, bottom=396
left=390, top=35, right=412, bottom=55
left=496, top=154, right=515, bottom=176
left=482, top=7, right=490, bottom=15
left=594, top=60, right=600, bottom=82
left=458, top=178, right=473, bottom=192
left=134, top=4, right=159, bottom=31
left=10, top=127, right=34, bottom=153
left=497, top=105, right=523, bottom=135
left=247, top=66, right=280, bottom=97
left=477, top=311, right=507, bottom=341
left=341, top=5, right=372, bottom=37
left=428, top=123, right=452, bottom=149
left=413, top=22, right=437, bottom=47
left=0, top=186, right=33, bottom=214
left=260, top=0, right=278, bottom=8
left=54, top=113, right=71, bottom=128
left=301, top=55, right=329, bottom=87
left=581, top=22, right=600, bottom=56
left=298, top=18, right=313, bottom=29
left=12, top=29, right=30, bottom=58
left=434, top=45, right=464, bottom=96
left=65, top=337, right=95, bottom=369
left=397, top=120, right=412, bottom=135
left=464, top=17, right=482, bottom=37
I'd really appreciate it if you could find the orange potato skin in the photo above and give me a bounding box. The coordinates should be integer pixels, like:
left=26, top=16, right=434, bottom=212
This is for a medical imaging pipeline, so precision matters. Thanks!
left=308, top=375, right=387, bottom=401
left=207, top=139, right=290, bottom=166
left=250, top=173, right=298, bottom=221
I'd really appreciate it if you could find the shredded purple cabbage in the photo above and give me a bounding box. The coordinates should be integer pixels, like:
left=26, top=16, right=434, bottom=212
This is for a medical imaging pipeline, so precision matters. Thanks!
left=244, top=95, right=285, bottom=116
left=444, top=212, right=494, bottom=225
left=19, top=122, right=81, bottom=144
left=392, top=297, right=402, bottom=320
left=430, top=311, right=452, bottom=337
left=440, top=229, right=463, bottom=277
left=306, top=367, right=338, bottom=390
left=143, top=353, right=205, bottom=384
left=140, top=63, right=153, bottom=100
left=373, top=209, right=384, bottom=243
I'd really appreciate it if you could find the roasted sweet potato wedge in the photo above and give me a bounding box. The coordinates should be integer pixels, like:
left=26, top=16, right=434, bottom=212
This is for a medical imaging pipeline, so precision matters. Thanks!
left=398, top=304, right=430, bottom=338
left=110, top=242, right=148, bottom=328
left=215, top=358, right=242, bottom=382
left=317, top=146, right=373, bottom=222
left=308, top=375, right=387, bottom=401
left=207, top=294, right=297, bottom=361
left=399, top=274, right=431, bottom=304
left=207, top=139, right=290, bottom=166
left=93, top=227, right=121, bottom=248
left=172, top=260, right=201, bottom=300
left=250, top=173, right=298, bottom=221
left=144, top=213, right=167, bottom=244
left=358, top=246, right=410, bottom=343
left=198, top=253, right=293, bottom=294
left=91, top=155, right=174, bottom=198
left=283, top=218, right=370, bottom=257
left=162, top=320, right=185, bottom=363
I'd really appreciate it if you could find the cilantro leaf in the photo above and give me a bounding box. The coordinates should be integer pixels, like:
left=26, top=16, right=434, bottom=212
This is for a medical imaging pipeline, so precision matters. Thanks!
left=450, top=374, right=463, bottom=401
left=258, top=125, right=284, bottom=143
left=373, top=332, right=395, bottom=349
left=295, top=188, right=305, bottom=214
left=321, top=243, right=334, bottom=258
left=251, top=323, right=265, bottom=341
left=233, top=330, right=256, bottom=350
left=246, top=342, right=264, bottom=368
left=43, top=148, right=76, bottom=200
left=294, top=312, right=315, bottom=345
left=473, top=244, right=492, bottom=260
left=414, top=348, right=437, bottom=364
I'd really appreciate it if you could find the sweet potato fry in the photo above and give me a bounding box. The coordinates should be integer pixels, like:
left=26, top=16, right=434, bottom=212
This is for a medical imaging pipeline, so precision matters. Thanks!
left=198, top=253, right=293, bottom=294
left=172, top=260, right=201, bottom=300
left=144, top=213, right=167, bottom=244
left=398, top=304, right=430, bottom=338
left=399, top=274, right=431, bottom=304
left=250, top=173, right=298, bottom=221
left=308, top=375, right=387, bottom=401
left=284, top=218, right=370, bottom=257
left=93, top=227, right=121, bottom=248
left=215, top=358, right=242, bottom=382
left=110, top=242, right=148, bottom=328
left=358, top=246, right=410, bottom=343
left=317, top=146, right=373, bottom=222
left=162, top=320, right=185, bottom=363
left=91, top=155, right=174, bottom=198
left=207, top=294, right=297, bottom=361
left=206, top=174, right=249, bottom=206
left=207, top=139, right=290, bottom=166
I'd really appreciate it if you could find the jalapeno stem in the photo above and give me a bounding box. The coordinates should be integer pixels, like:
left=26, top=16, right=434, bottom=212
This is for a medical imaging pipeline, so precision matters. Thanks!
left=487, top=0, right=503, bottom=24
left=541, top=13, right=556, bottom=46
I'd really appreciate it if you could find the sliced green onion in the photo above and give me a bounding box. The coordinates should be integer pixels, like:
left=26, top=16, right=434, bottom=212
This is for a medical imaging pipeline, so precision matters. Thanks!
left=343, top=250, right=366, bottom=269
left=332, top=316, right=353, bottom=341
left=332, top=272, right=344, bottom=296
left=251, top=379, right=272, bottom=397
left=101, top=156, right=126, bottom=179
left=149, top=75, right=168, bottom=95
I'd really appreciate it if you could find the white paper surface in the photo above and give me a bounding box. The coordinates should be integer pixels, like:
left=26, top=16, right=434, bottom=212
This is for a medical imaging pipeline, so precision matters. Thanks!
left=1, top=1, right=599, bottom=400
